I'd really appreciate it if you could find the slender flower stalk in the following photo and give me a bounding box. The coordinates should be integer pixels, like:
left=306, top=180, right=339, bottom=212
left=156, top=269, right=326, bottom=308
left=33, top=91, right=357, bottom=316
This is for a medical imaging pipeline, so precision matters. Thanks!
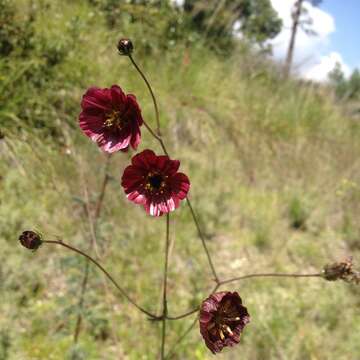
left=73, top=260, right=90, bottom=342
left=128, top=54, right=161, bottom=137
left=165, top=318, right=198, bottom=360
left=43, top=240, right=158, bottom=319
left=74, top=154, right=112, bottom=343
left=94, top=156, right=111, bottom=219
left=160, top=214, right=171, bottom=359
left=165, top=272, right=323, bottom=321
left=142, top=121, right=168, bottom=156
left=185, top=198, right=219, bottom=283
left=123, top=48, right=218, bottom=283
left=219, top=271, right=323, bottom=286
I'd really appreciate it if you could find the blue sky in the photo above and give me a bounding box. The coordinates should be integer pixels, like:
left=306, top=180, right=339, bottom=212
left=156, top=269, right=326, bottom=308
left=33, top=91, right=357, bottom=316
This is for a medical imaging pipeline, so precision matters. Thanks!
left=175, top=0, right=359, bottom=81
left=270, top=0, right=359, bottom=81
left=321, top=0, right=360, bottom=70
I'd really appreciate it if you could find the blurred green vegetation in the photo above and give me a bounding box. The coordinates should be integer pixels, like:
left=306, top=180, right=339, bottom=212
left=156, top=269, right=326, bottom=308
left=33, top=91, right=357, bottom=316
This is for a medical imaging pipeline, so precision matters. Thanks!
left=1, top=0, right=360, bottom=359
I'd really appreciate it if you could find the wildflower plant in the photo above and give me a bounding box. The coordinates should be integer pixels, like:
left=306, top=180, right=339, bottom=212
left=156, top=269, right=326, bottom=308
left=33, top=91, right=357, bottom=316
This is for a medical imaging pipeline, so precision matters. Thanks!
left=18, top=39, right=360, bottom=358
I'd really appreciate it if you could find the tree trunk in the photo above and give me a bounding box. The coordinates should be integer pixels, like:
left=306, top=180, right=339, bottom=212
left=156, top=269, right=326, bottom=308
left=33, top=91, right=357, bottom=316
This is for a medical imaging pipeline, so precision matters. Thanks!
left=284, top=0, right=304, bottom=78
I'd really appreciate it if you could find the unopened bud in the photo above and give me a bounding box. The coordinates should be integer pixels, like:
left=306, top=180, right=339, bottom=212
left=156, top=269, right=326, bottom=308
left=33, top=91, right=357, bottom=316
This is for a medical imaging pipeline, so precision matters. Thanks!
left=117, top=38, right=133, bottom=56
left=19, top=230, right=43, bottom=251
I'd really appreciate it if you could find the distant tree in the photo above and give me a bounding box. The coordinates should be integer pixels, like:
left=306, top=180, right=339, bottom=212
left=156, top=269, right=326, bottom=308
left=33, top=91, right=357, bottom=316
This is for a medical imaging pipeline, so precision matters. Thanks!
left=328, top=64, right=360, bottom=101
left=182, top=0, right=282, bottom=51
left=328, top=62, right=347, bottom=99
left=240, top=0, right=284, bottom=43
left=284, top=0, right=323, bottom=78
left=348, top=69, right=360, bottom=100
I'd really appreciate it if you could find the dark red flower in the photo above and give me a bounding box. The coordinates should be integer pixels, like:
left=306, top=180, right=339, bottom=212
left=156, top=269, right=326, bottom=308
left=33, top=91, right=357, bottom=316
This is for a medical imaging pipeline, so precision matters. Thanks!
left=121, top=149, right=190, bottom=216
left=199, top=291, right=250, bottom=354
left=19, top=230, right=43, bottom=251
left=79, top=85, right=143, bottom=153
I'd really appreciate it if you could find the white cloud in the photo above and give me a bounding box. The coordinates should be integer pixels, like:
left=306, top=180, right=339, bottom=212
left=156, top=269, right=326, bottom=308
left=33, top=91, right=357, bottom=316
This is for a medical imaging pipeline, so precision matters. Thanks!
left=174, top=0, right=350, bottom=82
left=304, top=52, right=351, bottom=82
left=172, top=0, right=184, bottom=5
left=269, top=0, right=349, bottom=81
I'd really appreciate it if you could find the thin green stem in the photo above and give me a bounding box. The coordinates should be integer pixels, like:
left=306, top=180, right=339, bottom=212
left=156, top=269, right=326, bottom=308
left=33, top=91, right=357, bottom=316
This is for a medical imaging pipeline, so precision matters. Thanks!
left=73, top=260, right=90, bottom=342
left=164, top=318, right=198, bottom=360
left=185, top=198, right=220, bottom=283
left=166, top=308, right=199, bottom=321
left=43, top=240, right=158, bottom=319
left=129, top=54, right=161, bottom=136
left=219, top=272, right=323, bottom=286
left=142, top=120, right=169, bottom=156
left=94, top=154, right=111, bottom=219
left=74, top=154, right=111, bottom=343
left=126, top=53, right=219, bottom=284
left=160, top=214, right=171, bottom=359
left=166, top=272, right=323, bottom=321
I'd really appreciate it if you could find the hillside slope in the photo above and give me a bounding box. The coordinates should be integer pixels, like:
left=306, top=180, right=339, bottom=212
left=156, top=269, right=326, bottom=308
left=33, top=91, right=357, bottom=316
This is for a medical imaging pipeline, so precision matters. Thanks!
left=1, top=1, right=360, bottom=359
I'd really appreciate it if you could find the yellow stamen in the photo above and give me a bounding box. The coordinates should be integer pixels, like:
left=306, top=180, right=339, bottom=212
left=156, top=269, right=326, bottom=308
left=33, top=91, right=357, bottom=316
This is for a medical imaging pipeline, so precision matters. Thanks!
left=104, top=111, right=123, bottom=129
left=223, top=325, right=233, bottom=336
left=224, top=316, right=241, bottom=321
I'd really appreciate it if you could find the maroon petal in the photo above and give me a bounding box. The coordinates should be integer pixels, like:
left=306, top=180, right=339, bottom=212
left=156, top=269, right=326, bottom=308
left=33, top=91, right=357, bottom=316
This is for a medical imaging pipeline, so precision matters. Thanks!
left=79, top=85, right=144, bottom=153
left=144, top=200, right=164, bottom=217
left=110, top=85, right=126, bottom=107
left=81, top=87, right=112, bottom=111
left=79, top=114, right=105, bottom=137
left=127, top=191, right=147, bottom=205
left=130, top=127, right=141, bottom=150
left=131, top=149, right=157, bottom=169
left=169, top=173, right=190, bottom=200
left=127, top=94, right=143, bottom=125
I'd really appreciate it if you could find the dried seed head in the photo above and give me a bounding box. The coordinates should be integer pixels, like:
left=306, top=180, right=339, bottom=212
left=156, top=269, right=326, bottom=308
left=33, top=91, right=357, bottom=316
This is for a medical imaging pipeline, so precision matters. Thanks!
left=323, top=257, right=360, bottom=284
left=117, top=38, right=133, bottom=56
left=19, top=230, right=43, bottom=251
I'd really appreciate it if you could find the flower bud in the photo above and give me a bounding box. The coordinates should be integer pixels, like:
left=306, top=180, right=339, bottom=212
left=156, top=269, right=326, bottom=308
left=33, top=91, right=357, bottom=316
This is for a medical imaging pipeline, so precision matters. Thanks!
left=19, top=230, right=43, bottom=251
left=117, top=38, right=133, bottom=56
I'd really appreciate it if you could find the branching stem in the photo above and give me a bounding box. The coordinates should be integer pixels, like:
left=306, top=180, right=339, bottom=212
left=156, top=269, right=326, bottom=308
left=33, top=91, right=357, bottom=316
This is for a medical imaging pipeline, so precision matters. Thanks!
left=129, top=54, right=161, bottom=136
left=185, top=198, right=220, bottom=283
left=83, top=48, right=329, bottom=358
left=219, top=271, right=323, bottom=285
left=165, top=272, right=323, bottom=321
left=43, top=240, right=158, bottom=319
left=126, top=55, right=218, bottom=283
left=74, top=154, right=111, bottom=343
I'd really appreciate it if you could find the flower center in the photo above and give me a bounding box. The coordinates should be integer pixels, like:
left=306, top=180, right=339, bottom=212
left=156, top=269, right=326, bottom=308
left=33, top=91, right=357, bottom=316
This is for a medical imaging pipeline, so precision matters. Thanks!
left=104, top=110, right=127, bottom=130
left=148, top=174, right=164, bottom=189
left=209, top=300, right=241, bottom=340
left=144, top=172, right=168, bottom=194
